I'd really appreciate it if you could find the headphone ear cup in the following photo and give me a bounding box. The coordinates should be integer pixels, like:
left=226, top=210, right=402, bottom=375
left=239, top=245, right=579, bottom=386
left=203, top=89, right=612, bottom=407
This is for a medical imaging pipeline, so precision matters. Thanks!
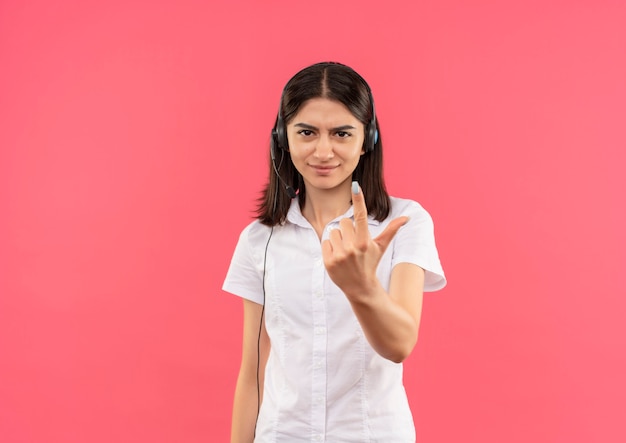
left=365, top=91, right=378, bottom=153
left=272, top=128, right=280, bottom=150
left=271, top=129, right=279, bottom=159
left=273, top=120, right=288, bottom=151
left=364, top=125, right=378, bottom=153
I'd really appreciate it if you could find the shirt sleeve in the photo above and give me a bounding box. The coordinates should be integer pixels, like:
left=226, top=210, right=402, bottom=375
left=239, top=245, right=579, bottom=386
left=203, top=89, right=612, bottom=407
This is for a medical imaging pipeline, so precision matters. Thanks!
left=222, top=222, right=266, bottom=305
left=391, top=200, right=446, bottom=292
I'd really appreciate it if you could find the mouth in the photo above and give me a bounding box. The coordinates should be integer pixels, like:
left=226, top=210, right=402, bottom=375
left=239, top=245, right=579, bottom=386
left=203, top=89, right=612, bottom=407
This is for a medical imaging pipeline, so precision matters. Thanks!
left=308, top=164, right=338, bottom=175
left=309, top=164, right=338, bottom=170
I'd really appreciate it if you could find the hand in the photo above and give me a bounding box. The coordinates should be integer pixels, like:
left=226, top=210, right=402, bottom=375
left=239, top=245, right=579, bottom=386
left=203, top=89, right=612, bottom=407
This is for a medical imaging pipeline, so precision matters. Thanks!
left=321, top=181, right=409, bottom=300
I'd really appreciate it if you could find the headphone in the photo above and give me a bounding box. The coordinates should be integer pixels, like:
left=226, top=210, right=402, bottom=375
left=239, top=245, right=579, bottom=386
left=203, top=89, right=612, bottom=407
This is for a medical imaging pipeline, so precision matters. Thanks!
left=271, top=64, right=379, bottom=154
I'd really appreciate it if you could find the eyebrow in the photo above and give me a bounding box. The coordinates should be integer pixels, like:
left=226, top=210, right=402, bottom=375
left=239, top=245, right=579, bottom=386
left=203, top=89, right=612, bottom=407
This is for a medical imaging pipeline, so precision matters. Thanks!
left=294, top=123, right=357, bottom=131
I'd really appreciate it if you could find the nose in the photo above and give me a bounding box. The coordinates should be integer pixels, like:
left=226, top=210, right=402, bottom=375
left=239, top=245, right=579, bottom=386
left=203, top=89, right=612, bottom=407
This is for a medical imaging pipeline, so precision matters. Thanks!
left=313, top=134, right=334, bottom=160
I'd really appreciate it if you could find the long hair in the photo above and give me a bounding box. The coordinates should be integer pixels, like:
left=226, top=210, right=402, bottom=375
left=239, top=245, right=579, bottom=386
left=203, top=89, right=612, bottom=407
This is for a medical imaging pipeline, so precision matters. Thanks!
left=257, top=62, right=390, bottom=225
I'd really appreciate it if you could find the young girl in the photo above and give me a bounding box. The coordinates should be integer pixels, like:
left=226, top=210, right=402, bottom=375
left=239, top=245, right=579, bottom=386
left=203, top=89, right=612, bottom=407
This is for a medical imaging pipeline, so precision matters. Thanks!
left=223, top=62, right=446, bottom=442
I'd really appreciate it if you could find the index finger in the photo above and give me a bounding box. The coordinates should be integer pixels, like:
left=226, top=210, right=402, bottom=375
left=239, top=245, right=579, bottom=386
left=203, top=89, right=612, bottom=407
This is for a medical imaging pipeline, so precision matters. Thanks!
left=351, top=181, right=370, bottom=246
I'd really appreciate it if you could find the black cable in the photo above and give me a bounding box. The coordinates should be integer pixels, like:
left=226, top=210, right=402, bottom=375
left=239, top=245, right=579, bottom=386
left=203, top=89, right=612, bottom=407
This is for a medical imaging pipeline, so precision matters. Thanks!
left=254, top=224, right=272, bottom=438
left=254, top=149, right=283, bottom=437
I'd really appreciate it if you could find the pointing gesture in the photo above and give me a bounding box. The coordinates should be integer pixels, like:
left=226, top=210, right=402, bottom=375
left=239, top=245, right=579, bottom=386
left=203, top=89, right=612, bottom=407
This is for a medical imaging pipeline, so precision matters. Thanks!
left=322, top=181, right=409, bottom=300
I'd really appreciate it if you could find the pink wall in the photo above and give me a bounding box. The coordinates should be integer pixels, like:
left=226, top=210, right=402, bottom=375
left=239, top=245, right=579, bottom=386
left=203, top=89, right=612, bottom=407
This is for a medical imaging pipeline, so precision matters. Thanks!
left=1, top=1, right=625, bottom=441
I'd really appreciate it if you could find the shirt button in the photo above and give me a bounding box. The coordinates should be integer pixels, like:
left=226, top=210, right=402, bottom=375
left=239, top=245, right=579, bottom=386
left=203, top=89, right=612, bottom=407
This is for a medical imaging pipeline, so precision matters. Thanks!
left=313, top=434, right=323, bottom=441
left=314, top=326, right=326, bottom=335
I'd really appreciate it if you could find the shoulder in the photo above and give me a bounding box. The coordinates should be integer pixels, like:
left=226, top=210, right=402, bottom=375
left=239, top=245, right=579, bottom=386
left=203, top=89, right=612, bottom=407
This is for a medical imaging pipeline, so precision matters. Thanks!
left=387, top=196, right=446, bottom=291
left=387, top=196, right=434, bottom=223
left=234, top=219, right=274, bottom=250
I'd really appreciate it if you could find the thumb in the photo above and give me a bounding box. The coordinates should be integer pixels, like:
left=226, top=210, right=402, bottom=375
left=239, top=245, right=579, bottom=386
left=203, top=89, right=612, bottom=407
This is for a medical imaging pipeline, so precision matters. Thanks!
left=373, top=216, right=409, bottom=252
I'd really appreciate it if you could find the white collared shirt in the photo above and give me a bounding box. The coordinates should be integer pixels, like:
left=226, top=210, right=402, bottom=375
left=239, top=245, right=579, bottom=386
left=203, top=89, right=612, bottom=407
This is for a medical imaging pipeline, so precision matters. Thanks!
left=223, top=197, right=446, bottom=442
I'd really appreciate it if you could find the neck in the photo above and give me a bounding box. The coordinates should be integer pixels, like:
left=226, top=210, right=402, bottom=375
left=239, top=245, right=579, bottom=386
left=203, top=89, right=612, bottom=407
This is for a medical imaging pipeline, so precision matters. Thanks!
left=301, top=181, right=352, bottom=239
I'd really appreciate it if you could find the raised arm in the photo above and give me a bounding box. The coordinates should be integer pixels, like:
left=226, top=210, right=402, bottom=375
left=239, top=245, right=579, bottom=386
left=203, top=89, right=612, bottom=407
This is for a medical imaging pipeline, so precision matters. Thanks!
left=322, top=182, right=424, bottom=363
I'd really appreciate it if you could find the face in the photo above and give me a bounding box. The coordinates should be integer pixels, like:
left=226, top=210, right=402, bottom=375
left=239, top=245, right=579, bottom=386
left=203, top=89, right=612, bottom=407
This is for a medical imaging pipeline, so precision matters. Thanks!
left=286, top=97, right=365, bottom=194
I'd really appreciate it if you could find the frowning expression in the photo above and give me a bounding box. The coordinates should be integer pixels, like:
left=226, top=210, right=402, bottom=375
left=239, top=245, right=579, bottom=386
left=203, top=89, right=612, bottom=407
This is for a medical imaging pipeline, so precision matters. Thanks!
left=287, top=97, right=365, bottom=193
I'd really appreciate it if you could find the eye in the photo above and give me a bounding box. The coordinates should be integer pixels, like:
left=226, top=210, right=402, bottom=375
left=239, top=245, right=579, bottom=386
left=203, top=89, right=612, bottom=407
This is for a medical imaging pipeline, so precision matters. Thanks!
left=298, top=129, right=314, bottom=137
left=335, top=131, right=351, bottom=138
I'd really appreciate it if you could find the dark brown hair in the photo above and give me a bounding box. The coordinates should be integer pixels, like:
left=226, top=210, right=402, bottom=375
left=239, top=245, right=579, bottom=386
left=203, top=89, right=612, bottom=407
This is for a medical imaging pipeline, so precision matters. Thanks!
left=257, top=62, right=390, bottom=225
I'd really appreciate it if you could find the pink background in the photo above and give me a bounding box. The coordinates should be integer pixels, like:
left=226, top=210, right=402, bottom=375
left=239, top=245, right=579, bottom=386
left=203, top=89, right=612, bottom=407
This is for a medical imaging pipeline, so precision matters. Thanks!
left=1, top=0, right=625, bottom=442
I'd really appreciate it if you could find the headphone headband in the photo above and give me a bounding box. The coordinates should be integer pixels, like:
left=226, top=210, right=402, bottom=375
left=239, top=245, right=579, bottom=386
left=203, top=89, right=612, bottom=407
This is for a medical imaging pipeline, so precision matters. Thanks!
left=272, top=63, right=378, bottom=154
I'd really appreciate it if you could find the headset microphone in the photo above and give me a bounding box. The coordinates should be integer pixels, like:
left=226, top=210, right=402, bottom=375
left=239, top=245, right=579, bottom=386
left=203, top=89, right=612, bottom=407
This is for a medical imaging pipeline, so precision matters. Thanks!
left=270, top=132, right=297, bottom=199
left=281, top=178, right=297, bottom=199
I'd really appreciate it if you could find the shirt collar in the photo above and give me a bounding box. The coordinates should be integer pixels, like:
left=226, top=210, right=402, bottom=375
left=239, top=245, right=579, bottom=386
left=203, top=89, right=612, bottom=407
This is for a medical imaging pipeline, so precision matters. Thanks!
left=286, top=197, right=381, bottom=228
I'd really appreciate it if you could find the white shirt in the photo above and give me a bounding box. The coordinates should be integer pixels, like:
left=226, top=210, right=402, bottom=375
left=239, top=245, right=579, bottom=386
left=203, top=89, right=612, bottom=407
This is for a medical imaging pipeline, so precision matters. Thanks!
left=223, top=197, right=446, bottom=442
